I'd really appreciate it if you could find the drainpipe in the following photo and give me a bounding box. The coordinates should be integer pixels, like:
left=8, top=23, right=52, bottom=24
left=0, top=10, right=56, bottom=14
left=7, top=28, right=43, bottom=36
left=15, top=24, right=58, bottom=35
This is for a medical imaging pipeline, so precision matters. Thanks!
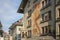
left=51, top=0, right=56, bottom=39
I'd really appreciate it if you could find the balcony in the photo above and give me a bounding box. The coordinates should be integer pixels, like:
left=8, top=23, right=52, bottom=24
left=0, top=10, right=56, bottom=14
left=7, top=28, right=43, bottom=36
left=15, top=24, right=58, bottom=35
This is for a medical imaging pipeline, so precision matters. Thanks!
left=41, top=2, right=51, bottom=11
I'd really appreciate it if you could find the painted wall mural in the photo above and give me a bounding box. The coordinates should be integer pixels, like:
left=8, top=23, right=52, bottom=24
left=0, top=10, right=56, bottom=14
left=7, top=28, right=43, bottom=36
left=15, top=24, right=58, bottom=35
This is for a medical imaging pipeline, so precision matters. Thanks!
left=32, top=2, right=41, bottom=36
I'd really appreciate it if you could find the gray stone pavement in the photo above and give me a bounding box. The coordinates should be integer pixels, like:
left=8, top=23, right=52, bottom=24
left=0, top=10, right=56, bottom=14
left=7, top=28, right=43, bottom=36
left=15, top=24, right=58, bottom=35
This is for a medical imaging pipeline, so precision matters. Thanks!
left=27, top=36, right=56, bottom=40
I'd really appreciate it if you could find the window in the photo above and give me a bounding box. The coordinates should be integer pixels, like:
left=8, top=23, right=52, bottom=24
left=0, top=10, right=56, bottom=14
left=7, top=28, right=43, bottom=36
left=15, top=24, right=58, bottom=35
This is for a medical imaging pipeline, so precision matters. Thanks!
left=42, top=14, right=48, bottom=21
left=27, top=19, right=31, bottom=28
left=27, top=10, right=32, bottom=18
left=42, top=27, right=44, bottom=34
left=27, top=30, right=31, bottom=38
left=45, top=15, right=48, bottom=21
left=58, top=8, right=60, bottom=17
left=22, top=32, right=24, bottom=38
left=45, top=11, right=51, bottom=21
left=59, top=24, right=60, bottom=35
left=48, top=26, right=51, bottom=33
left=25, top=32, right=27, bottom=37
left=42, top=1, right=44, bottom=7
left=41, top=0, right=51, bottom=9
left=42, top=26, right=48, bottom=35
left=48, top=11, right=51, bottom=20
left=41, top=11, right=51, bottom=22
left=41, top=25, right=53, bottom=35
left=42, top=14, right=44, bottom=21
left=45, top=26, right=48, bottom=33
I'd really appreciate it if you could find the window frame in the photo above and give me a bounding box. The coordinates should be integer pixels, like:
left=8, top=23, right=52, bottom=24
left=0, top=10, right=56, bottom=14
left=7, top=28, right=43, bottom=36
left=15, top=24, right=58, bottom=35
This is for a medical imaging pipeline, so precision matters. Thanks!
left=27, top=30, right=31, bottom=38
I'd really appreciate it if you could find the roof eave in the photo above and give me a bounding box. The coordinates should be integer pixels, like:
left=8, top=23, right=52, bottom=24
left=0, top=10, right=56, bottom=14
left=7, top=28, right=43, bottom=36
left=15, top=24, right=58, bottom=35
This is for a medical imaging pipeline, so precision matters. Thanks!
left=17, top=0, right=28, bottom=13
left=17, top=8, right=24, bottom=13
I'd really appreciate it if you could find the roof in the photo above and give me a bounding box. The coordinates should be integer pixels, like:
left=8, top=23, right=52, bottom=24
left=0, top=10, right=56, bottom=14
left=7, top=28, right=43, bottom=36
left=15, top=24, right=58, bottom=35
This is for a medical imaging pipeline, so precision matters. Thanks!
left=17, top=0, right=28, bottom=13
left=9, top=18, right=23, bottom=29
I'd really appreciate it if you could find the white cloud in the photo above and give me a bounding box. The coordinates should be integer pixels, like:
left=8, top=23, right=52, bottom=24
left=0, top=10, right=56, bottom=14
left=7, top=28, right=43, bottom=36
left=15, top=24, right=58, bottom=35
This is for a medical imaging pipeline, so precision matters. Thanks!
left=0, top=0, right=23, bottom=32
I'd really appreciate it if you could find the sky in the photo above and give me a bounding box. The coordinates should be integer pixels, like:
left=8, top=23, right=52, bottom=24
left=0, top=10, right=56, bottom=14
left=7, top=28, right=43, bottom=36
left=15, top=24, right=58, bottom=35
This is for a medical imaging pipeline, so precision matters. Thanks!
left=0, top=0, right=23, bottom=33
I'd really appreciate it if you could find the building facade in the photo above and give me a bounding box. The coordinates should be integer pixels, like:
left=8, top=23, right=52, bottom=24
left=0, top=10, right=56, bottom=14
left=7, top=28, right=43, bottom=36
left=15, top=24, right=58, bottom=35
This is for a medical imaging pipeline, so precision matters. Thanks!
left=40, top=0, right=60, bottom=40
left=56, top=0, right=60, bottom=40
left=9, top=36, right=12, bottom=40
left=0, top=37, right=4, bottom=40
left=3, top=32, right=10, bottom=40
left=0, top=22, right=3, bottom=37
left=17, top=0, right=60, bottom=40
left=9, top=18, right=24, bottom=40
left=18, top=0, right=42, bottom=40
left=39, top=0, right=56, bottom=39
